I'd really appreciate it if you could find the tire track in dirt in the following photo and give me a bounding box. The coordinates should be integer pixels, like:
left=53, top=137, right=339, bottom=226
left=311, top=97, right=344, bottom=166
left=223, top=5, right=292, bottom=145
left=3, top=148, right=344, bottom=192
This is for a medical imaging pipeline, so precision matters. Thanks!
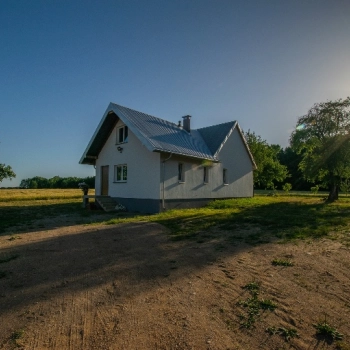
left=81, top=289, right=93, bottom=349
left=20, top=275, right=98, bottom=350
left=67, top=292, right=83, bottom=350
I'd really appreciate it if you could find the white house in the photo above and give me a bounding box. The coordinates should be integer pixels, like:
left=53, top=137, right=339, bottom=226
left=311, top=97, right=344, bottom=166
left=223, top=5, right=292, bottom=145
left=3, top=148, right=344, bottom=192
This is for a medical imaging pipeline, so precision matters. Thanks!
left=80, top=103, right=256, bottom=213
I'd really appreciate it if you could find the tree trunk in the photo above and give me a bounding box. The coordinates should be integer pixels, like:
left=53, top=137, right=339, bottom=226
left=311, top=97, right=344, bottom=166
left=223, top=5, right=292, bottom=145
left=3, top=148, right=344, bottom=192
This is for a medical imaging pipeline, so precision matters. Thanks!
left=327, top=184, right=339, bottom=202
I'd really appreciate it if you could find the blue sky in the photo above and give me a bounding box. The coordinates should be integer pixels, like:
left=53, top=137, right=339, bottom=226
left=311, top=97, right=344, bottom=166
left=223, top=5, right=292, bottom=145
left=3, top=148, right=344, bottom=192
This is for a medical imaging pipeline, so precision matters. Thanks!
left=1, top=0, right=349, bottom=187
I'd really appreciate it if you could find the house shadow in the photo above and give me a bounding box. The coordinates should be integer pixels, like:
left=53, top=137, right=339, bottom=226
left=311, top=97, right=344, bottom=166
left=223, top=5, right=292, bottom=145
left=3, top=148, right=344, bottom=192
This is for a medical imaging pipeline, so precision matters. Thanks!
left=0, top=201, right=123, bottom=235
left=0, top=221, right=245, bottom=316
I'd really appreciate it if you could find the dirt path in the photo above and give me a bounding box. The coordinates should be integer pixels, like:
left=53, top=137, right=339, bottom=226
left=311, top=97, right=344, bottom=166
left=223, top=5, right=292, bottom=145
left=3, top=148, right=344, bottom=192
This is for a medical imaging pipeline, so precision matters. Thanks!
left=1, top=222, right=349, bottom=349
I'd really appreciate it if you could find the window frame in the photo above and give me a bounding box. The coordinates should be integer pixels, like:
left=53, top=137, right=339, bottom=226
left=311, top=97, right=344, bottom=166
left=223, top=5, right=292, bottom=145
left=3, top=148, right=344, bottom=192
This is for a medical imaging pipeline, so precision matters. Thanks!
left=223, top=168, right=228, bottom=185
left=203, top=166, right=209, bottom=184
left=178, top=163, right=185, bottom=183
left=116, top=125, right=128, bottom=144
left=114, top=164, right=127, bottom=182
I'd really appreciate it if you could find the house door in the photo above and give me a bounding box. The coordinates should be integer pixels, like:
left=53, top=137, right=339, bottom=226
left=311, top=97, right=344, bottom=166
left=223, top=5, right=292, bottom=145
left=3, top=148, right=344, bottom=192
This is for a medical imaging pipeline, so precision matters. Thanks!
left=101, top=166, right=109, bottom=195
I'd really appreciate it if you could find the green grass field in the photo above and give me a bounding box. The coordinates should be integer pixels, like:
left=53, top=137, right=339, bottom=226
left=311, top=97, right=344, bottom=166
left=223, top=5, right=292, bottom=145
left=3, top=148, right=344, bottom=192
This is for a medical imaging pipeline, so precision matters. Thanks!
left=0, top=189, right=97, bottom=234
left=1, top=189, right=350, bottom=246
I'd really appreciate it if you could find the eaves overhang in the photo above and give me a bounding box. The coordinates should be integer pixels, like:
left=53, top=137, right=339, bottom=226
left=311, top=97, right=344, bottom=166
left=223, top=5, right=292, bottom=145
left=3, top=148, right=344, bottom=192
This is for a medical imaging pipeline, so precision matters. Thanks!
left=79, top=106, right=119, bottom=165
left=234, top=123, right=257, bottom=170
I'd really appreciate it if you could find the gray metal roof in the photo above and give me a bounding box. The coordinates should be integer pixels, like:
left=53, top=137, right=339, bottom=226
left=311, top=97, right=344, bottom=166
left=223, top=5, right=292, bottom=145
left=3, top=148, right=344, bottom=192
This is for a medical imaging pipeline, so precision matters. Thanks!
left=80, top=103, right=254, bottom=166
left=198, top=121, right=237, bottom=156
left=108, top=103, right=215, bottom=160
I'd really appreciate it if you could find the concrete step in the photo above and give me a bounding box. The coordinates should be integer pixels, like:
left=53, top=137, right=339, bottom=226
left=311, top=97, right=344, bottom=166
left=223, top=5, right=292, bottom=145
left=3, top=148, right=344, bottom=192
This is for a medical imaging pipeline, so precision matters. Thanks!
left=95, top=196, right=118, bottom=212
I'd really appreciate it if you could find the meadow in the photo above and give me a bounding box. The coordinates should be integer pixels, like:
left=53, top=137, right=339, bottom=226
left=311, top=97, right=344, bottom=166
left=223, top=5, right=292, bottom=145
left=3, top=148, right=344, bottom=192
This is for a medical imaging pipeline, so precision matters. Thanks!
left=0, top=188, right=92, bottom=201
left=0, top=189, right=96, bottom=234
left=1, top=188, right=350, bottom=246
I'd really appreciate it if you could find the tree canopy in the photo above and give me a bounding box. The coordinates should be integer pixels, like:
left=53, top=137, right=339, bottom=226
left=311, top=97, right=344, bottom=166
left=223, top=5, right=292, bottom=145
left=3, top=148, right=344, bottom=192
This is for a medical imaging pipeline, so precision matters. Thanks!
left=0, top=163, right=16, bottom=183
left=290, top=97, right=350, bottom=201
left=245, top=130, right=288, bottom=190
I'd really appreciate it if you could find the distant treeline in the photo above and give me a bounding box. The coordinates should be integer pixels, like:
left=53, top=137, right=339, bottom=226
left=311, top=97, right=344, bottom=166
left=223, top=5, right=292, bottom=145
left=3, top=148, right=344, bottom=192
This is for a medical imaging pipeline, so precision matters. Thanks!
left=19, top=176, right=95, bottom=189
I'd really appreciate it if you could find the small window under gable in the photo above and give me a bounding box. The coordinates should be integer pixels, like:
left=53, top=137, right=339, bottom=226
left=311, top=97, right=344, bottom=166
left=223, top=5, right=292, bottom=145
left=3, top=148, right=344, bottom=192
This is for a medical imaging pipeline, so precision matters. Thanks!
left=114, top=164, right=127, bottom=182
left=117, top=125, right=128, bottom=144
left=203, top=167, right=209, bottom=184
left=178, top=163, right=185, bottom=182
left=223, top=168, right=228, bottom=185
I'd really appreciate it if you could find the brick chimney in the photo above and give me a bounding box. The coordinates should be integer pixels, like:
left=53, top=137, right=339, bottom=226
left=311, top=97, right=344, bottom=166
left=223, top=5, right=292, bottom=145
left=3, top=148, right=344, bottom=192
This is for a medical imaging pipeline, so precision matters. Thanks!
left=182, top=115, right=191, bottom=132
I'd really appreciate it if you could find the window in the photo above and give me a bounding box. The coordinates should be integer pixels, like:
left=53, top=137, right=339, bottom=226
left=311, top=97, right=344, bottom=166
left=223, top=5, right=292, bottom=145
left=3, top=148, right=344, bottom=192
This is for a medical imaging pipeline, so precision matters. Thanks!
left=203, top=167, right=209, bottom=184
left=114, top=164, right=127, bottom=182
left=117, top=125, right=128, bottom=144
left=178, top=163, right=185, bottom=182
left=223, top=168, right=228, bottom=185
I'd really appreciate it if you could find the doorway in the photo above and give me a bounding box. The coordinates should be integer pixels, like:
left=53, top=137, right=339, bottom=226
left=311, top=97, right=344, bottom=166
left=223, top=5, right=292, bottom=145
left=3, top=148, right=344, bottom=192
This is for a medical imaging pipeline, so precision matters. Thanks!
left=101, top=166, right=109, bottom=195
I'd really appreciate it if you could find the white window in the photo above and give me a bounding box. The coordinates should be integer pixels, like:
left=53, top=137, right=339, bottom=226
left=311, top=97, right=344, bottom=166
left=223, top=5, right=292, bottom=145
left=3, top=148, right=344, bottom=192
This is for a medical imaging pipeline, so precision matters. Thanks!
left=203, top=167, right=209, bottom=184
left=223, top=168, right=228, bottom=185
left=114, top=164, right=127, bottom=182
left=178, top=163, right=185, bottom=182
left=117, top=125, right=128, bottom=144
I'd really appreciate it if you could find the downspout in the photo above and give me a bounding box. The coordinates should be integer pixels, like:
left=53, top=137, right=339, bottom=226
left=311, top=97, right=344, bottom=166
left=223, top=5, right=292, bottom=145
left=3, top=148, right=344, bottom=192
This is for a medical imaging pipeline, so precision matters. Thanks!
left=162, top=153, right=172, bottom=210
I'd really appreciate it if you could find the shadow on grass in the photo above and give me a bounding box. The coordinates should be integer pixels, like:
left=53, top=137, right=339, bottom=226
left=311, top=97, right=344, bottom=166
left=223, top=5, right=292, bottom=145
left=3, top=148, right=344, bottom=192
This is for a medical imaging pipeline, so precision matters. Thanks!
left=0, top=201, right=123, bottom=235
left=154, top=199, right=350, bottom=244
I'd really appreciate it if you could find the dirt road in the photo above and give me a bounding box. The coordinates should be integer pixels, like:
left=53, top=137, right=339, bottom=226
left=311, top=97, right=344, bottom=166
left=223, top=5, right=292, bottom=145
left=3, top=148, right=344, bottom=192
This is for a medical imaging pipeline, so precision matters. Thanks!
left=1, top=222, right=349, bottom=349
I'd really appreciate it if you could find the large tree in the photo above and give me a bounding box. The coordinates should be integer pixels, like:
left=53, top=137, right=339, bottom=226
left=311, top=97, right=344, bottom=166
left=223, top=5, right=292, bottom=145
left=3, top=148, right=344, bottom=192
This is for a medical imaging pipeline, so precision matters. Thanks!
left=290, top=97, right=350, bottom=201
left=0, top=163, right=16, bottom=183
left=245, top=130, right=288, bottom=189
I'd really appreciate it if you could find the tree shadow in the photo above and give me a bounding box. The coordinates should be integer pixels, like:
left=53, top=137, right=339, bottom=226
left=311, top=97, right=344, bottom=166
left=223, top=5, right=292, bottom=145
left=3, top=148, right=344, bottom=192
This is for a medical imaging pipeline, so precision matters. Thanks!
left=0, top=201, right=126, bottom=235
left=155, top=199, right=348, bottom=243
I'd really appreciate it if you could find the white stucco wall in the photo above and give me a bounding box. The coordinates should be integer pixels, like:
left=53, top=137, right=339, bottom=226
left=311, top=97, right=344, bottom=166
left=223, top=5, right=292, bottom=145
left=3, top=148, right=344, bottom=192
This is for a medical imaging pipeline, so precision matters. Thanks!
left=95, top=120, right=160, bottom=199
left=218, top=127, right=254, bottom=197
left=161, top=127, right=254, bottom=200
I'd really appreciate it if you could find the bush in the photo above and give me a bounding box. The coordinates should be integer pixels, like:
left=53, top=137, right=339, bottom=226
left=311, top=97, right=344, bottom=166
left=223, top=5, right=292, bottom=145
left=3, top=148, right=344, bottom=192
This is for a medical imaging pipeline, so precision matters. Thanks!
left=311, top=185, right=319, bottom=195
left=282, top=183, right=292, bottom=193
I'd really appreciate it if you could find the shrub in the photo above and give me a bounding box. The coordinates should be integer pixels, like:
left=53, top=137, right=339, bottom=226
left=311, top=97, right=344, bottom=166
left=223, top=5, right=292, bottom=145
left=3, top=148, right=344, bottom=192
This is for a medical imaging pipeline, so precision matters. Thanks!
left=282, top=183, right=292, bottom=193
left=311, top=185, right=319, bottom=195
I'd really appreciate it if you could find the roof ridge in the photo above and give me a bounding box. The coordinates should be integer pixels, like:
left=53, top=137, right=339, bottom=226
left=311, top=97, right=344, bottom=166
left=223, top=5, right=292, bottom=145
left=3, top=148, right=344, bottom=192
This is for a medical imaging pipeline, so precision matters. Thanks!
left=110, top=102, right=181, bottom=129
left=196, top=120, right=236, bottom=131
